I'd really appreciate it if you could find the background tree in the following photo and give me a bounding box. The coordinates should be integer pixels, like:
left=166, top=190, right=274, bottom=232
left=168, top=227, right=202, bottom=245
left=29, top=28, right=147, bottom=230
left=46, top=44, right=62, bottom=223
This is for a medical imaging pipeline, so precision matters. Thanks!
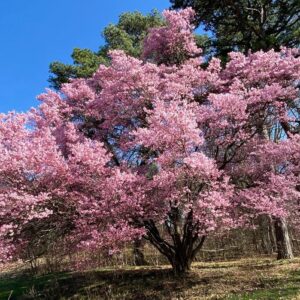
left=49, top=11, right=163, bottom=89
left=170, top=0, right=300, bottom=58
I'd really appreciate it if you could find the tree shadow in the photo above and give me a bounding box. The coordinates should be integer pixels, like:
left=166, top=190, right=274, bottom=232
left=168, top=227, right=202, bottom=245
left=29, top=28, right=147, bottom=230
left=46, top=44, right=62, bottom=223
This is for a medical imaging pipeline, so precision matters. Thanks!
left=0, top=267, right=203, bottom=299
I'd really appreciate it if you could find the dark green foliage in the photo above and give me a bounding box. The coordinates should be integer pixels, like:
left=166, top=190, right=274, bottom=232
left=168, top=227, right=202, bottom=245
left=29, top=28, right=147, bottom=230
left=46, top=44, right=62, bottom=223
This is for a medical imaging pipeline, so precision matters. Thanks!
left=49, top=48, right=107, bottom=90
left=49, top=11, right=163, bottom=89
left=171, top=0, right=300, bottom=57
left=194, top=33, right=213, bottom=59
left=103, top=10, right=164, bottom=57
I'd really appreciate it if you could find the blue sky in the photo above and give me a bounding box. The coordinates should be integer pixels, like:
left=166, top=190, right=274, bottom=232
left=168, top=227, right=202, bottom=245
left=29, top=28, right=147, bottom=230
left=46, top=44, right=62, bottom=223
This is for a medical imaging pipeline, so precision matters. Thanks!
left=0, top=0, right=172, bottom=113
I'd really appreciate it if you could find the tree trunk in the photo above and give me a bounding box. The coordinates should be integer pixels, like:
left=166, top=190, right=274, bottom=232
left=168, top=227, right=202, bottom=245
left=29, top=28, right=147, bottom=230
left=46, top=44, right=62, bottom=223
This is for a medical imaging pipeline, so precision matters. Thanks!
left=268, top=216, right=277, bottom=253
left=273, top=217, right=294, bottom=260
left=143, top=216, right=206, bottom=276
left=258, top=215, right=276, bottom=255
left=133, top=239, right=148, bottom=266
left=171, top=252, right=192, bottom=275
left=166, top=237, right=205, bottom=276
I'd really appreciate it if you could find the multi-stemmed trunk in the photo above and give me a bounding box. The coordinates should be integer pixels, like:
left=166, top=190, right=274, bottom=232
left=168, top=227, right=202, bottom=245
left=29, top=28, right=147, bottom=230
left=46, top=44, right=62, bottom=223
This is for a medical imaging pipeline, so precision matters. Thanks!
left=143, top=209, right=206, bottom=276
left=168, top=239, right=205, bottom=275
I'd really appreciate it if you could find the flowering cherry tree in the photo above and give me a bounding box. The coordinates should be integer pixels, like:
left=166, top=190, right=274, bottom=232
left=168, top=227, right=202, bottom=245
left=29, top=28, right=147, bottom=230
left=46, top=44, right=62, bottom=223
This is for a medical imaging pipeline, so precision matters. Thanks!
left=1, top=8, right=300, bottom=274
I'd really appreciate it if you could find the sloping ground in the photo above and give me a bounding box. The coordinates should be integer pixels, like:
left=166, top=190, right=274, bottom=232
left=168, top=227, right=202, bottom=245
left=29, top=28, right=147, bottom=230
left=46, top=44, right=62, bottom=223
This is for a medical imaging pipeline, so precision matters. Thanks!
left=1, top=258, right=300, bottom=299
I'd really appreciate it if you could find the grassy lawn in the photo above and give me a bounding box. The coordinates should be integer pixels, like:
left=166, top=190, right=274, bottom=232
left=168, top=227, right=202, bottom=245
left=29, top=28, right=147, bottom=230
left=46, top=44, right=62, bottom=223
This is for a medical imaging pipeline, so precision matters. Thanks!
left=1, top=258, right=300, bottom=299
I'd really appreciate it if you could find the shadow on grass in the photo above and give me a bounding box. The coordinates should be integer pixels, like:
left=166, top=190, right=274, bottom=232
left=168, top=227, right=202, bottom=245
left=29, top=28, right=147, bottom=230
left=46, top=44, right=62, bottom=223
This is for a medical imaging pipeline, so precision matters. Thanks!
left=0, top=267, right=204, bottom=300
left=0, top=271, right=71, bottom=299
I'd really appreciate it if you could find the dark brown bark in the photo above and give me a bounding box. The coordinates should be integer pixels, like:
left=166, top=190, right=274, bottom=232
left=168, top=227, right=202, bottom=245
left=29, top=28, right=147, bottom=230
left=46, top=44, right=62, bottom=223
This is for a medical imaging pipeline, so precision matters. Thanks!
left=144, top=210, right=206, bottom=276
left=171, top=252, right=192, bottom=274
left=273, top=217, right=294, bottom=260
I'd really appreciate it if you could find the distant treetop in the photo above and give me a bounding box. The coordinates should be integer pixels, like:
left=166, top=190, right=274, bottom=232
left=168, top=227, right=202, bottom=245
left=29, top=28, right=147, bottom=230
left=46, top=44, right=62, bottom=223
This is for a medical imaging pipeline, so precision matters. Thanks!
left=49, top=10, right=164, bottom=89
left=170, top=0, right=300, bottom=57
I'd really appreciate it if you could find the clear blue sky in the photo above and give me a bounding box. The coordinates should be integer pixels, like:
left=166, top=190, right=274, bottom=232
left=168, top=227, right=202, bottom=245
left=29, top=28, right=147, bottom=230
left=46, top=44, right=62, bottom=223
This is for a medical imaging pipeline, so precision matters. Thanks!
left=0, top=0, right=172, bottom=113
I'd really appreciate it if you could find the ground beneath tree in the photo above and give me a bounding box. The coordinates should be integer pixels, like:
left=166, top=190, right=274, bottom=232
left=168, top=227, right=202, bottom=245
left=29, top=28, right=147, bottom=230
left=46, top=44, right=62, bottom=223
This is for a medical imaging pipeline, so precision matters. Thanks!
left=1, top=258, right=300, bottom=299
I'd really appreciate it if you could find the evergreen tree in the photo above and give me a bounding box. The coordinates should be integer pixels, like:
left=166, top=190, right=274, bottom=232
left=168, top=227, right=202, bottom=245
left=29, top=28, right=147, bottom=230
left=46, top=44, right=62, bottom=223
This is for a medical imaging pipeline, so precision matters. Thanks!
left=170, top=0, right=300, bottom=58
left=49, top=11, right=163, bottom=89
